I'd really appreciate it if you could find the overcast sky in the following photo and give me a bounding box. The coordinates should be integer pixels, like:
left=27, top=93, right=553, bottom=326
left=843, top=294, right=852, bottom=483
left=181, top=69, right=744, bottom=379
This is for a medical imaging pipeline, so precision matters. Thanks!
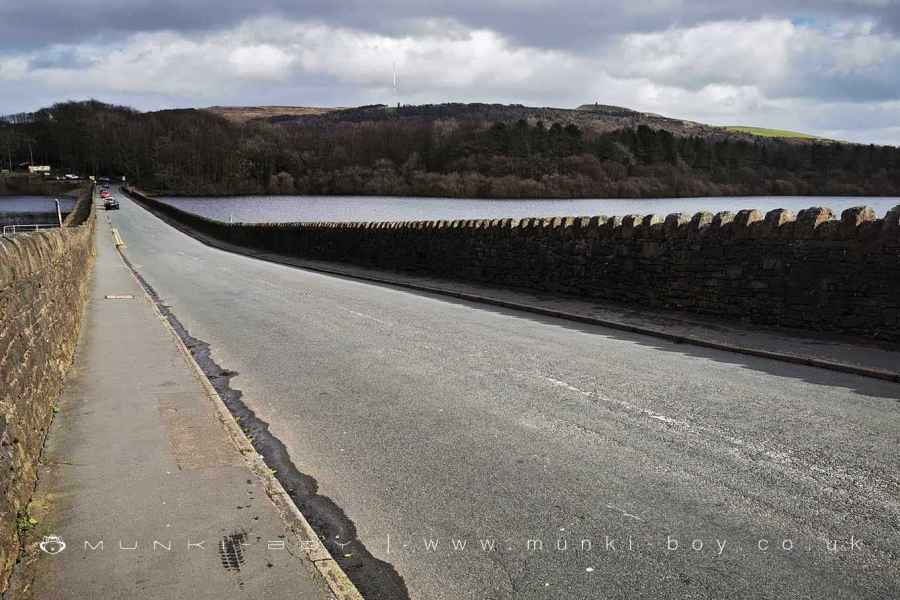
left=1, top=1, right=899, bottom=144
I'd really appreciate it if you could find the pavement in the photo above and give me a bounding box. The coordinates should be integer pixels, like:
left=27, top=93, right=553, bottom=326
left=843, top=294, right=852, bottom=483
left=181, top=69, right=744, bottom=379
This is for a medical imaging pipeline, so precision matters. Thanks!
left=11, top=193, right=335, bottom=599
left=102, top=188, right=900, bottom=600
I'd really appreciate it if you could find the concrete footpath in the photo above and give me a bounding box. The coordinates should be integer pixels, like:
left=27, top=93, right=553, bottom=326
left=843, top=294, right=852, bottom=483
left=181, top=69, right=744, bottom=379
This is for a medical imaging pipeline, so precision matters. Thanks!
left=8, top=205, right=335, bottom=598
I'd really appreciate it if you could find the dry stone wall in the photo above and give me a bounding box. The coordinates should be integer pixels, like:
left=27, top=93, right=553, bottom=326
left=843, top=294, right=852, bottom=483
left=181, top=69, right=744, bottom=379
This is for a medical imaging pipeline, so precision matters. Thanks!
left=0, top=186, right=94, bottom=592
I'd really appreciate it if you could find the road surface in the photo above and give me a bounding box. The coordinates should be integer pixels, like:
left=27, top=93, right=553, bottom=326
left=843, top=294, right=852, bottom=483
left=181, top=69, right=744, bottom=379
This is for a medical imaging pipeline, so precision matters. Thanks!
left=106, top=190, right=900, bottom=600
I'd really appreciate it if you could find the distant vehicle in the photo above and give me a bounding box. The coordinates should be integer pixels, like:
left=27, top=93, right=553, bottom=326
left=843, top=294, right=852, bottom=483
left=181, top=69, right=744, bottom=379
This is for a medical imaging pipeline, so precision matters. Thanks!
left=104, top=198, right=119, bottom=210
left=100, top=191, right=111, bottom=199
left=64, top=174, right=80, bottom=180
left=28, top=165, right=51, bottom=174
left=98, top=177, right=111, bottom=183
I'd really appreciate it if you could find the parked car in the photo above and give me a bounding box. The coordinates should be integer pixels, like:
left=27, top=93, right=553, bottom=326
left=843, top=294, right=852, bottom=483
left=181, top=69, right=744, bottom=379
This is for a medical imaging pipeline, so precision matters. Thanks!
left=104, top=198, right=120, bottom=210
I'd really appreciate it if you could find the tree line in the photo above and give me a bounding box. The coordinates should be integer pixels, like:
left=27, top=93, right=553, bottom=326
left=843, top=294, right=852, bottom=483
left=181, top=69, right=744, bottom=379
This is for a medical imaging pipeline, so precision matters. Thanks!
left=2, top=100, right=899, bottom=198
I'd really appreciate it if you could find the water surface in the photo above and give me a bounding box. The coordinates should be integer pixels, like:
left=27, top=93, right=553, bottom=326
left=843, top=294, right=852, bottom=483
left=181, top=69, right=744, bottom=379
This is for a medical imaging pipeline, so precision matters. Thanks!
left=157, top=195, right=900, bottom=224
left=0, top=196, right=76, bottom=213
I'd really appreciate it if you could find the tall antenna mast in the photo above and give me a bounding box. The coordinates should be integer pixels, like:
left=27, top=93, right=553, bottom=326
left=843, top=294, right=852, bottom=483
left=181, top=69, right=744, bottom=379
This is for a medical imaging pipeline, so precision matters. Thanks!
left=392, top=62, right=400, bottom=107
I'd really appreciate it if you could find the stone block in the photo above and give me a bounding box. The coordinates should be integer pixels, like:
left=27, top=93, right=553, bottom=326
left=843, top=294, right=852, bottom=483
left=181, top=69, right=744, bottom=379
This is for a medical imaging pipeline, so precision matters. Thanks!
left=795, top=207, right=834, bottom=239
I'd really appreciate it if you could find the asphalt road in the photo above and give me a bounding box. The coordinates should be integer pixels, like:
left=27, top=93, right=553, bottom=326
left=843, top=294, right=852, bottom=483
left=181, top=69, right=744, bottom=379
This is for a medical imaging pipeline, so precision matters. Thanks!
left=106, top=189, right=900, bottom=600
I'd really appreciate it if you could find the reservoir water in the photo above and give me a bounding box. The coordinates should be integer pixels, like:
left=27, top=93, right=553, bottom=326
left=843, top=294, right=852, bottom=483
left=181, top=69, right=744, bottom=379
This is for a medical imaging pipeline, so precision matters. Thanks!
left=0, top=196, right=76, bottom=213
left=157, top=195, right=900, bottom=224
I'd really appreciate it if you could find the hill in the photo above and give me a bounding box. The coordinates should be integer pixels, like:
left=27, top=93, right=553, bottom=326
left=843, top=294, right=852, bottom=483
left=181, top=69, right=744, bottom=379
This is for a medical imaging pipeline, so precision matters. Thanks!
left=2, top=100, right=898, bottom=198
left=724, top=126, right=825, bottom=140
left=204, top=105, right=336, bottom=124
left=233, top=101, right=728, bottom=139
left=224, top=102, right=834, bottom=145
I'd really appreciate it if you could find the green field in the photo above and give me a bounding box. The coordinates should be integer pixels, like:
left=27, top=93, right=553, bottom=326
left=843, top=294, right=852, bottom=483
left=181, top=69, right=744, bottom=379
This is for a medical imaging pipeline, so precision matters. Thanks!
left=724, top=126, right=822, bottom=140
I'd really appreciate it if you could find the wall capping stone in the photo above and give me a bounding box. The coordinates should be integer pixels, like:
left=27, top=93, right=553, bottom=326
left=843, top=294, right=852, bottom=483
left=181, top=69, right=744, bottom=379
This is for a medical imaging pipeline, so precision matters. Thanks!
left=182, top=206, right=897, bottom=242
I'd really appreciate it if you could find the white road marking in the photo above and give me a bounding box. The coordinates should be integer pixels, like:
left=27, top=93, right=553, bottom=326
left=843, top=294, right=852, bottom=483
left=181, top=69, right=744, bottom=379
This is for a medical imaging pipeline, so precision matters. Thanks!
left=540, top=375, right=685, bottom=429
left=532, top=372, right=897, bottom=513
left=605, top=504, right=644, bottom=522
left=338, top=306, right=392, bottom=326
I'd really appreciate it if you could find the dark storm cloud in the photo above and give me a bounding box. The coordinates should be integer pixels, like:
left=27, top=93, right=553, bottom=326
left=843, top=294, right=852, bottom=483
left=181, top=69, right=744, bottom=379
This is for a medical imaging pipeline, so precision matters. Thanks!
left=2, top=0, right=899, bottom=51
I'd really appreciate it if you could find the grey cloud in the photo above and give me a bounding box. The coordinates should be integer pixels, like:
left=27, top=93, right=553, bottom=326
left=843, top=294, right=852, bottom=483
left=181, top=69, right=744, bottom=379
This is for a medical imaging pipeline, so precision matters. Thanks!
left=2, top=0, right=900, bottom=51
left=1, top=1, right=899, bottom=145
left=27, top=48, right=94, bottom=70
left=773, top=71, right=900, bottom=103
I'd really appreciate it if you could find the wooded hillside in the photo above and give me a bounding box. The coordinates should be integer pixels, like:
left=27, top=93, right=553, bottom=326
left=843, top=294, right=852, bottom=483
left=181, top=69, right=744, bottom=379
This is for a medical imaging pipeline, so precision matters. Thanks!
left=2, top=100, right=899, bottom=197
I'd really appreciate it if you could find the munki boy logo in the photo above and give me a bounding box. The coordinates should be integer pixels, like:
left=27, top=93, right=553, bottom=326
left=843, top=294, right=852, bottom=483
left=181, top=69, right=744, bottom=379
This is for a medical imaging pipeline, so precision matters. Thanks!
left=39, top=535, right=66, bottom=555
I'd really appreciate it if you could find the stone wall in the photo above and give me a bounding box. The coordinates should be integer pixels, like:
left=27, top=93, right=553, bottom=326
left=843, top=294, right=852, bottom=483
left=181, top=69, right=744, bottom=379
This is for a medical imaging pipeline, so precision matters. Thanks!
left=125, top=188, right=900, bottom=341
left=0, top=186, right=94, bottom=593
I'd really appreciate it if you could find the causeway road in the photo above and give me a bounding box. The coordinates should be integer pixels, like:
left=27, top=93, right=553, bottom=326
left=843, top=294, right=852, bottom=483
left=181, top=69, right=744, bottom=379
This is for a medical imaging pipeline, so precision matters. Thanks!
left=107, top=189, right=900, bottom=600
